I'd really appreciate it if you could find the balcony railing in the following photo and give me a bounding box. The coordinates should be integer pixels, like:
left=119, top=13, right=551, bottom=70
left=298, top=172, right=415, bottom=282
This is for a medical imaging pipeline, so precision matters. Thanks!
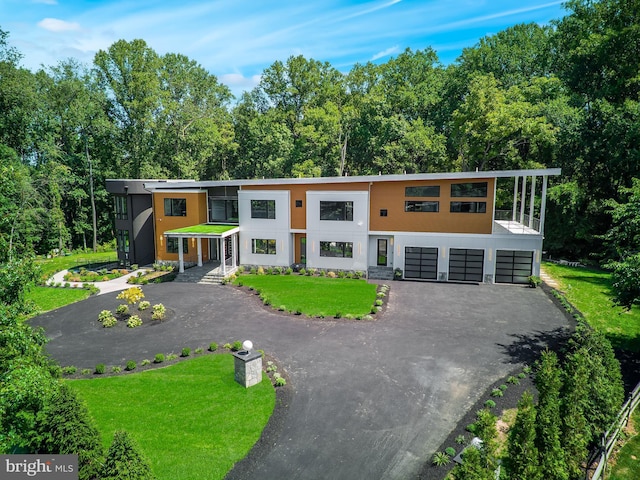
left=494, top=210, right=541, bottom=234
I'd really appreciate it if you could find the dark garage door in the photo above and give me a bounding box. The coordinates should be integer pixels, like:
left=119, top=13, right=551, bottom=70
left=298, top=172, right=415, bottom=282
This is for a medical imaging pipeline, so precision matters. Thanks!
left=449, top=248, right=484, bottom=282
left=495, top=250, right=533, bottom=284
left=404, top=247, right=438, bottom=280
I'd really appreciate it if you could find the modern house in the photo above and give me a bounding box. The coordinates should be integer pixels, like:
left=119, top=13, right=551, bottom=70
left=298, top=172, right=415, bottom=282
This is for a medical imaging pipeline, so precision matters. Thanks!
left=107, top=168, right=560, bottom=284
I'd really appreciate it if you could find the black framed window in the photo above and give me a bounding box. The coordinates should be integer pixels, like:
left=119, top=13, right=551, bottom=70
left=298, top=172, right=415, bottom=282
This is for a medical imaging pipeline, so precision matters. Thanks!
left=405, top=201, right=439, bottom=212
left=209, top=199, right=238, bottom=223
left=251, top=200, right=276, bottom=219
left=164, top=198, right=187, bottom=216
left=320, top=201, right=353, bottom=221
left=380, top=209, right=388, bottom=217
left=116, top=229, right=129, bottom=253
left=166, top=237, right=188, bottom=254
left=451, top=182, right=488, bottom=197
left=450, top=201, right=487, bottom=213
left=252, top=239, right=276, bottom=255
left=405, top=186, right=440, bottom=197
left=320, top=241, right=353, bottom=258
left=295, top=200, right=303, bottom=208
left=114, top=196, right=128, bottom=220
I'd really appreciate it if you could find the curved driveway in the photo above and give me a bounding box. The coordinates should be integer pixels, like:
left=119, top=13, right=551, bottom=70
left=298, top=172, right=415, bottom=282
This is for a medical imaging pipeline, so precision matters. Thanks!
left=30, top=281, right=569, bottom=480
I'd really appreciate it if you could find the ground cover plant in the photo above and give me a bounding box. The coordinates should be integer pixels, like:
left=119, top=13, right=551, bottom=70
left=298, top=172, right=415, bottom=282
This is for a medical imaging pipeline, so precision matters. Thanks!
left=70, top=355, right=275, bottom=480
left=542, top=261, right=640, bottom=352
left=233, top=273, right=377, bottom=318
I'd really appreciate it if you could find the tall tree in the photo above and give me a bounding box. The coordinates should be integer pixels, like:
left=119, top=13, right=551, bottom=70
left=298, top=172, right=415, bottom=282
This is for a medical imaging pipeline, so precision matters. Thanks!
left=506, top=391, right=541, bottom=480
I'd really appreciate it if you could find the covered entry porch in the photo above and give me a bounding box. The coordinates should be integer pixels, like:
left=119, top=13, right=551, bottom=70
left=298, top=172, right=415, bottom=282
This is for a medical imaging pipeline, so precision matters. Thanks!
left=163, top=224, right=239, bottom=275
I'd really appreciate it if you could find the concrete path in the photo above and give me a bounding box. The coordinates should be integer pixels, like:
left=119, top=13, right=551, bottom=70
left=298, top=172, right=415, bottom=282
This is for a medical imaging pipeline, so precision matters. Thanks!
left=47, top=268, right=151, bottom=295
left=29, top=281, right=569, bottom=480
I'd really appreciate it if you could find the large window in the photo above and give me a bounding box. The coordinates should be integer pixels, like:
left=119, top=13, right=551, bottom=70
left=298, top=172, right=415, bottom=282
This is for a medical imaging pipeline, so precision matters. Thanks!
left=209, top=198, right=238, bottom=223
left=451, top=182, right=488, bottom=197
left=116, top=229, right=129, bottom=253
left=166, top=237, right=188, bottom=254
left=164, top=198, right=187, bottom=216
left=405, top=186, right=440, bottom=197
left=320, top=241, right=353, bottom=258
left=251, top=200, right=276, bottom=219
left=114, top=196, right=128, bottom=220
left=320, top=201, right=353, bottom=221
left=252, top=239, right=277, bottom=255
left=450, top=201, right=487, bottom=213
left=405, top=201, right=439, bottom=212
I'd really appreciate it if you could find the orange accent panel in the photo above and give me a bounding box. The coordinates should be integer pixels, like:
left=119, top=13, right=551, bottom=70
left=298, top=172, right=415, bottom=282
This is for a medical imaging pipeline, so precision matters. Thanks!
left=242, top=182, right=368, bottom=229
left=369, top=178, right=494, bottom=234
left=153, top=191, right=208, bottom=261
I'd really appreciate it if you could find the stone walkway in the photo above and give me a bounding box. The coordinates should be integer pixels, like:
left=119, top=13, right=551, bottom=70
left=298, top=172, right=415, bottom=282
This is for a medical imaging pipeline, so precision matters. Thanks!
left=539, top=265, right=562, bottom=290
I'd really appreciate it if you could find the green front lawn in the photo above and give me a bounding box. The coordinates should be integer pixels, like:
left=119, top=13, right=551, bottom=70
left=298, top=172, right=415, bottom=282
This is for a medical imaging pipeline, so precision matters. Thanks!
left=235, top=274, right=378, bottom=317
left=26, top=286, right=91, bottom=314
left=37, top=250, right=118, bottom=281
left=71, top=355, right=274, bottom=480
left=609, top=409, right=640, bottom=480
left=542, top=262, right=640, bottom=351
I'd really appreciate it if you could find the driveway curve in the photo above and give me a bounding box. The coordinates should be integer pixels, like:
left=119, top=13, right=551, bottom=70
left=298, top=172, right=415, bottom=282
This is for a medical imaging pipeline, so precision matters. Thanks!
left=30, top=281, right=569, bottom=480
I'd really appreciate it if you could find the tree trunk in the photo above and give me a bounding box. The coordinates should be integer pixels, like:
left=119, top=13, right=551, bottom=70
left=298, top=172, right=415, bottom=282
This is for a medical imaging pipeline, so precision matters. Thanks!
left=86, top=138, right=98, bottom=252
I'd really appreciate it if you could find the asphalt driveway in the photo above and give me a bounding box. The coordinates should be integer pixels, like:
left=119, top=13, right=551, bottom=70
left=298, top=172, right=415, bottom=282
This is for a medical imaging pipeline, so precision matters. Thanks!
left=30, top=281, right=569, bottom=480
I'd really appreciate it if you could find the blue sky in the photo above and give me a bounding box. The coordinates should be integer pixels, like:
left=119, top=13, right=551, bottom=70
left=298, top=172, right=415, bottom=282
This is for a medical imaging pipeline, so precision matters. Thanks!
left=2, top=0, right=567, bottom=98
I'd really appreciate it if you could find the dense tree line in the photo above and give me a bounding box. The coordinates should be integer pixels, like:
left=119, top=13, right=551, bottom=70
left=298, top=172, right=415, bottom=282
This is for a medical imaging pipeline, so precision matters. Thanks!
left=1, top=0, right=639, bottom=268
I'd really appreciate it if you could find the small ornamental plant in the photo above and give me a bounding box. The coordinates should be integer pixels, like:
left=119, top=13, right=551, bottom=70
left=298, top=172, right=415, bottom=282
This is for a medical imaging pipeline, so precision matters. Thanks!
left=152, top=304, right=166, bottom=321
left=116, top=304, right=129, bottom=315
left=116, top=286, right=145, bottom=305
left=138, top=301, right=150, bottom=311
left=127, top=315, right=142, bottom=328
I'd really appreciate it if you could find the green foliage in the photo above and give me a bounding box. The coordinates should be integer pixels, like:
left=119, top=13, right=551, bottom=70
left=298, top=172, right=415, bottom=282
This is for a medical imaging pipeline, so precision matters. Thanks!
left=608, top=253, right=640, bottom=310
left=153, top=354, right=164, bottom=364
left=116, top=304, right=129, bottom=315
left=483, top=400, right=495, bottom=409
left=274, top=376, right=286, bottom=387
left=151, top=303, right=165, bottom=321
left=102, top=315, right=117, bottom=328
left=125, top=361, right=136, bottom=371
left=231, top=341, right=242, bottom=352
left=100, top=430, right=156, bottom=480
left=140, top=359, right=151, bottom=367
left=506, top=375, right=520, bottom=385
left=35, top=383, right=103, bottom=480
left=455, top=434, right=466, bottom=445
left=127, top=315, right=142, bottom=328
left=506, top=391, right=541, bottom=480
left=432, top=451, right=451, bottom=466
left=208, top=342, right=218, bottom=352
left=181, top=347, right=191, bottom=357
left=490, top=389, right=503, bottom=398
left=138, top=301, right=150, bottom=311
left=445, top=446, right=456, bottom=457
left=62, top=366, right=77, bottom=375
left=453, top=445, right=494, bottom=480
left=95, top=364, right=105, bottom=374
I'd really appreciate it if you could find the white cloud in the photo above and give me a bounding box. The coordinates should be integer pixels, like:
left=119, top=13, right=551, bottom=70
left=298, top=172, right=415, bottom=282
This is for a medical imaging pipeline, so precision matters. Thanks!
left=33, top=0, right=58, bottom=4
left=38, top=18, right=81, bottom=32
left=219, top=73, right=262, bottom=96
left=371, top=46, right=400, bottom=61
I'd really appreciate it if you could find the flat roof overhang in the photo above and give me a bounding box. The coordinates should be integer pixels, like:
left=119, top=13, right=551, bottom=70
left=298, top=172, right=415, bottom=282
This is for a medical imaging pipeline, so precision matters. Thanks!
left=143, top=168, right=562, bottom=191
left=163, top=224, right=239, bottom=238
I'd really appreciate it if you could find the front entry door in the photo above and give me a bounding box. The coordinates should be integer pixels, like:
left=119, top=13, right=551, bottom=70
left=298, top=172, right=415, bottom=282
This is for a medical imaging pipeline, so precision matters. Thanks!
left=377, top=239, right=388, bottom=266
left=300, top=237, right=307, bottom=264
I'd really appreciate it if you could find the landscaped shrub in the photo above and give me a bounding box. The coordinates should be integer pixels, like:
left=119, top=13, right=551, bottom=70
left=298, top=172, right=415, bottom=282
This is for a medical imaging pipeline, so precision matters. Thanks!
left=181, top=347, right=191, bottom=357
left=507, top=375, right=520, bottom=385
left=140, top=359, right=151, bottom=366
left=308, top=268, right=316, bottom=276
left=127, top=315, right=142, bottom=328
left=223, top=343, right=232, bottom=350
left=111, top=366, right=121, bottom=373
left=194, top=347, right=203, bottom=354
left=95, top=364, right=105, bottom=374
left=154, top=354, right=165, bottom=364
left=375, top=299, right=383, bottom=306
left=327, top=271, right=336, bottom=278
left=362, top=315, right=374, bottom=321
left=377, top=292, right=386, bottom=298
left=299, top=268, right=306, bottom=275
left=484, top=399, right=496, bottom=409
left=432, top=451, right=451, bottom=466
left=81, top=368, right=91, bottom=375
left=257, top=266, right=265, bottom=275
left=334, top=311, right=342, bottom=319
left=275, top=376, right=287, bottom=387
left=445, top=447, right=456, bottom=457
left=62, top=366, right=77, bottom=375
left=455, top=434, right=466, bottom=445
left=491, top=389, right=504, bottom=397
left=102, top=315, right=117, bottom=328
left=98, top=310, right=112, bottom=323
left=337, top=270, right=345, bottom=278
left=152, top=303, right=166, bottom=320
left=278, top=305, right=286, bottom=311
left=125, top=361, right=136, bottom=371
left=319, top=270, right=326, bottom=277
left=231, top=341, right=243, bottom=352
left=208, top=342, right=218, bottom=352
left=116, top=304, right=129, bottom=315
left=499, top=384, right=508, bottom=391
left=116, top=286, right=144, bottom=305
left=166, top=353, right=177, bottom=361
left=285, top=267, right=293, bottom=275
left=131, top=264, right=138, bottom=271
left=138, top=300, right=150, bottom=311
left=100, top=430, right=155, bottom=480
left=35, top=383, right=103, bottom=480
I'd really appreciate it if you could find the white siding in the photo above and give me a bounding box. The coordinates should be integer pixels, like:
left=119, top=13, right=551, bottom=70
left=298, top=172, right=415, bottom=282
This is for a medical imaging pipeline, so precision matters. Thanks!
left=238, top=190, right=291, bottom=267
left=306, top=191, right=369, bottom=271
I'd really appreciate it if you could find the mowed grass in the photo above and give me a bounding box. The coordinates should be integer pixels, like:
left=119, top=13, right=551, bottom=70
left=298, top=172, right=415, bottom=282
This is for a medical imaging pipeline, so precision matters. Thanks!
left=70, top=355, right=274, bottom=480
left=36, top=250, right=117, bottom=281
left=26, top=285, right=90, bottom=313
left=542, top=261, right=640, bottom=352
left=610, top=409, right=640, bottom=480
left=235, top=274, right=378, bottom=317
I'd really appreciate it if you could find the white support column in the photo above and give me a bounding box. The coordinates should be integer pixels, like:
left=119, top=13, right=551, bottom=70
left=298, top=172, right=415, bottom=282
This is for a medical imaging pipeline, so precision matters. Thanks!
left=197, top=237, right=203, bottom=267
left=232, top=234, right=237, bottom=268
left=178, top=237, right=184, bottom=273
left=539, top=175, right=549, bottom=236
left=221, top=237, right=226, bottom=276
left=529, top=175, right=536, bottom=228
left=512, top=176, right=519, bottom=222
left=519, top=176, right=527, bottom=225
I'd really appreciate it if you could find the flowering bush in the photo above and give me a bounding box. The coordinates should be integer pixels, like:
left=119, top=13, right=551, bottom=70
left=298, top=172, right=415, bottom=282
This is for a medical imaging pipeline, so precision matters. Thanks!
left=138, top=300, right=151, bottom=311
left=98, top=310, right=113, bottom=323
left=116, top=304, right=129, bottom=315
left=152, top=303, right=166, bottom=321
left=116, top=286, right=144, bottom=305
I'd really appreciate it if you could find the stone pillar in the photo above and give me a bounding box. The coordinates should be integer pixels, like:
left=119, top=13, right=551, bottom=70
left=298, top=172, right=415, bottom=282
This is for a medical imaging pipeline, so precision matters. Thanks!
left=232, top=351, right=263, bottom=388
